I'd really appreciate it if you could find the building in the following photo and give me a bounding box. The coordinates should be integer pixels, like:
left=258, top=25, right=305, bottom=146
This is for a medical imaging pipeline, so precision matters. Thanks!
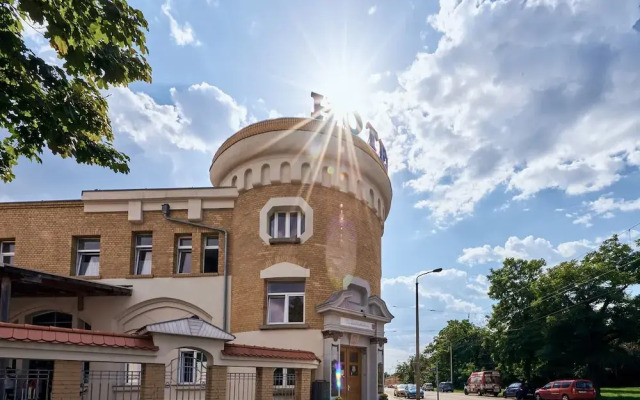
left=0, top=101, right=393, bottom=400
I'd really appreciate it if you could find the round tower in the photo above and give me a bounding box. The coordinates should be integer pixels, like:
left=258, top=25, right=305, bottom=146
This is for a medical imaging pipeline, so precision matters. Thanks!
left=210, top=114, right=393, bottom=395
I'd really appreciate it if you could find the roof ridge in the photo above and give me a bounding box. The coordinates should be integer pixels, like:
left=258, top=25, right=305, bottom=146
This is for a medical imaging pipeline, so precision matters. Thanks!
left=0, top=322, right=151, bottom=339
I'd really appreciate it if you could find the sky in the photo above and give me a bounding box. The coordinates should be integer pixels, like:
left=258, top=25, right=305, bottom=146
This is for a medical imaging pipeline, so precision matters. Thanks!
left=3, top=0, right=640, bottom=373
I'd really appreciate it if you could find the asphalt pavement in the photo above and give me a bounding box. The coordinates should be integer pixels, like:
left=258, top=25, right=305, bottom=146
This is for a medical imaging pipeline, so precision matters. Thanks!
left=384, top=387, right=496, bottom=400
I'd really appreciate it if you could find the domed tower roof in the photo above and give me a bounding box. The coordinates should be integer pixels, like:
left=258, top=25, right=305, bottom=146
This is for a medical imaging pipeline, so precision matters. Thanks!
left=209, top=117, right=392, bottom=222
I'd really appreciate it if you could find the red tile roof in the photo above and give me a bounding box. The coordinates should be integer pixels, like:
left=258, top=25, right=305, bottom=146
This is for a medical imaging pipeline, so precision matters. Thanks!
left=0, top=322, right=158, bottom=351
left=222, top=343, right=319, bottom=362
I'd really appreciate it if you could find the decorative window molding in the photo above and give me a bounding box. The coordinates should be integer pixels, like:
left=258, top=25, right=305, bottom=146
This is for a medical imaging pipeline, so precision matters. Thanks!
left=260, top=262, right=310, bottom=280
left=259, top=197, right=313, bottom=245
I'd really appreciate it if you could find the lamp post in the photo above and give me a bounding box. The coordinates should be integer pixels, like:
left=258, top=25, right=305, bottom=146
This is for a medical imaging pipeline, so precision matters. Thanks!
left=415, top=268, right=443, bottom=396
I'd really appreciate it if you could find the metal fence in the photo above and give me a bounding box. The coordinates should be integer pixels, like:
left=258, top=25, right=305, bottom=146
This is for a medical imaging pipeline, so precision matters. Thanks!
left=80, top=370, right=141, bottom=400
left=0, top=369, right=52, bottom=400
left=164, top=356, right=206, bottom=400
left=227, top=373, right=255, bottom=400
left=273, top=369, right=295, bottom=400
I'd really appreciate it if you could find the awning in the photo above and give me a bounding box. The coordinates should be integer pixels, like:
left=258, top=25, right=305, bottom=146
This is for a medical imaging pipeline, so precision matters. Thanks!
left=222, top=343, right=320, bottom=362
left=0, top=263, right=132, bottom=297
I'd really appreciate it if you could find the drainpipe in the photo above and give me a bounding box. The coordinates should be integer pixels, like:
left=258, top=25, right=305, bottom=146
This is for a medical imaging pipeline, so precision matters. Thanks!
left=161, top=204, right=230, bottom=332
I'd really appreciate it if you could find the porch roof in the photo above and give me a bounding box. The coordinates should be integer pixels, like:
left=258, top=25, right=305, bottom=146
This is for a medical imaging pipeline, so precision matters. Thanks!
left=0, top=263, right=132, bottom=297
left=222, top=343, right=320, bottom=362
left=0, top=322, right=157, bottom=351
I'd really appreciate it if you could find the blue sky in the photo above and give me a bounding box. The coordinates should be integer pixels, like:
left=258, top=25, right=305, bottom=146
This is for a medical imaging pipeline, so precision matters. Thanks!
left=3, top=0, right=640, bottom=372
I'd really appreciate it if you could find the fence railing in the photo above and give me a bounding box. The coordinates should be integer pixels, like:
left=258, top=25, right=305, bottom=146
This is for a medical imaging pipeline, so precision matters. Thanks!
left=0, top=369, right=52, bottom=400
left=80, top=370, right=141, bottom=400
left=227, top=373, right=256, bottom=400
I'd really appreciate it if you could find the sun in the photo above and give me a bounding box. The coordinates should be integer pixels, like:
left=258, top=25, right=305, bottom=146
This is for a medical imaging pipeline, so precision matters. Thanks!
left=312, top=64, right=372, bottom=122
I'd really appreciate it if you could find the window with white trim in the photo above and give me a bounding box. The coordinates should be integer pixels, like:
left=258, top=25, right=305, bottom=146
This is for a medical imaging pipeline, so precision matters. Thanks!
left=268, top=210, right=305, bottom=239
left=203, top=236, right=219, bottom=273
left=176, top=236, right=192, bottom=274
left=134, top=234, right=152, bottom=275
left=273, top=368, right=296, bottom=387
left=76, top=238, right=100, bottom=276
left=179, top=350, right=206, bottom=384
left=1, top=241, right=15, bottom=265
left=267, top=282, right=305, bottom=324
left=125, top=363, right=141, bottom=385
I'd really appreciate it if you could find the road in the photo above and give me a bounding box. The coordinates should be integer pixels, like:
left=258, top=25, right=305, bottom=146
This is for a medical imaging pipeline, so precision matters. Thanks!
left=384, top=387, right=501, bottom=400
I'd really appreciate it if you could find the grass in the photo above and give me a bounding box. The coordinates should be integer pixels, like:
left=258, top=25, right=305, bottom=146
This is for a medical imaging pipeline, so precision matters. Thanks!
left=600, top=387, right=640, bottom=400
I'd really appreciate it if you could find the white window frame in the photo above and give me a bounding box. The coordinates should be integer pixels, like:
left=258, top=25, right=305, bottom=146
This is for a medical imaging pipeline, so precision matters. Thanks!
left=75, top=238, right=100, bottom=276
left=178, top=350, right=205, bottom=384
left=259, top=197, right=314, bottom=245
left=202, top=236, right=219, bottom=273
left=176, top=236, right=192, bottom=274
left=1, top=241, right=15, bottom=265
left=134, top=234, right=152, bottom=275
left=269, top=210, right=305, bottom=239
left=273, top=368, right=295, bottom=388
left=267, top=282, right=305, bottom=325
left=124, top=363, right=141, bottom=385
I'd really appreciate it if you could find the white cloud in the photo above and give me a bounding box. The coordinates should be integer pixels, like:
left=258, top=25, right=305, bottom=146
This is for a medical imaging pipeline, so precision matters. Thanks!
left=573, top=213, right=593, bottom=227
left=162, top=0, right=200, bottom=46
left=458, top=235, right=597, bottom=266
left=267, top=109, right=282, bottom=119
left=377, top=0, right=640, bottom=225
left=368, top=5, right=377, bottom=15
left=108, top=82, right=248, bottom=158
left=589, top=195, right=640, bottom=215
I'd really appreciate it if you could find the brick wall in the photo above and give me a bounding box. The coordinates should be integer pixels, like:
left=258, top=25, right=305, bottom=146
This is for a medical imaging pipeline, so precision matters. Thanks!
left=295, top=369, right=312, bottom=400
left=0, top=201, right=232, bottom=279
left=230, top=183, right=383, bottom=332
left=140, top=363, right=164, bottom=400
left=51, top=360, right=82, bottom=400
left=255, top=367, right=274, bottom=400
left=205, top=365, right=228, bottom=400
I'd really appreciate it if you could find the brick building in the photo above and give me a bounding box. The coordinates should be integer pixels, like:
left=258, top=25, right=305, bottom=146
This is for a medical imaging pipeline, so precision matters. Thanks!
left=0, top=101, right=393, bottom=400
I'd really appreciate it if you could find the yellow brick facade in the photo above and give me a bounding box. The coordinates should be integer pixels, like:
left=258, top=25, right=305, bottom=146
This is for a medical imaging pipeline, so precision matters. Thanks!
left=230, top=183, right=382, bottom=333
left=0, top=201, right=231, bottom=279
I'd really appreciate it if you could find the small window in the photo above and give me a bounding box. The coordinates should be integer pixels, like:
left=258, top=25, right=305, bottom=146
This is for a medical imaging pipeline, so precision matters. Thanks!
left=269, top=211, right=305, bottom=239
left=552, top=383, right=562, bottom=389
left=76, top=238, right=100, bottom=276
left=179, top=350, right=206, bottom=384
left=125, top=363, right=141, bottom=385
left=176, top=237, right=192, bottom=274
left=286, top=369, right=295, bottom=386
left=203, top=236, right=219, bottom=273
left=267, top=282, right=305, bottom=324
left=561, top=382, right=571, bottom=389
left=1, top=241, right=15, bottom=265
left=134, top=234, right=152, bottom=275
left=274, top=368, right=284, bottom=386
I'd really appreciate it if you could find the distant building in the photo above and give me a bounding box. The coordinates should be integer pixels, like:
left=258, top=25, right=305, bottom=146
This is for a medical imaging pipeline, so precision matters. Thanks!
left=0, top=109, right=393, bottom=400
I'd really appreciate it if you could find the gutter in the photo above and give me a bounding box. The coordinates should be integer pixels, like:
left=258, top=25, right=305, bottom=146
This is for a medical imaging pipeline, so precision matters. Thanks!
left=161, top=204, right=230, bottom=332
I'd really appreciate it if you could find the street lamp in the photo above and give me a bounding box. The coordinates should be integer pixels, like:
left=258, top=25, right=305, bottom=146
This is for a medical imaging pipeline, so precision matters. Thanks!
left=415, top=268, right=443, bottom=396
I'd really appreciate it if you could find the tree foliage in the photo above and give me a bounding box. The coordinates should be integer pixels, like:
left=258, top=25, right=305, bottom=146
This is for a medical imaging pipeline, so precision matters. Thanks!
left=395, top=236, right=640, bottom=389
left=0, top=0, right=151, bottom=181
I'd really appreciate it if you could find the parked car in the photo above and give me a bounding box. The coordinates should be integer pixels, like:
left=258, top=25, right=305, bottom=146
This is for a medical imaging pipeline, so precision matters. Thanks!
left=395, top=384, right=408, bottom=397
left=503, top=383, right=534, bottom=399
left=465, top=371, right=502, bottom=396
left=423, top=383, right=434, bottom=391
left=406, top=384, right=425, bottom=399
left=535, top=380, right=595, bottom=400
left=439, top=382, right=454, bottom=392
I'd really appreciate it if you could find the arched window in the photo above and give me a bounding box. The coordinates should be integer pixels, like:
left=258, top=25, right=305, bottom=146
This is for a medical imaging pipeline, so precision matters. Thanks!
left=31, top=311, right=73, bottom=328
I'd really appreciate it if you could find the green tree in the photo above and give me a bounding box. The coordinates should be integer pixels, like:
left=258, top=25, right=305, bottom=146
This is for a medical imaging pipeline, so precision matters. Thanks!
left=488, top=258, right=546, bottom=384
left=0, top=0, right=151, bottom=182
left=425, top=320, right=494, bottom=389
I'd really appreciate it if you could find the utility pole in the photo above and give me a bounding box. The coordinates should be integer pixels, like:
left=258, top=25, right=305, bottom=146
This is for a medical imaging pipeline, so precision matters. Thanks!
left=450, top=342, right=453, bottom=384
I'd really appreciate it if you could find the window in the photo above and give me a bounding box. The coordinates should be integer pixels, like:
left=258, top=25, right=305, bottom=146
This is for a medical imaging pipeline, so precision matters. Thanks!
left=273, top=368, right=295, bottom=387
left=76, top=238, right=100, bottom=276
left=267, top=282, right=305, bottom=324
left=179, top=350, right=205, bottom=384
left=176, top=237, right=192, bottom=274
left=543, top=384, right=552, bottom=389
left=1, top=241, right=15, bottom=264
left=31, top=311, right=73, bottom=328
left=561, top=382, right=571, bottom=388
left=268, top=210, right=305, bottom=239
left=125, top=364, right=141, bottom=385
left=134, top=234, right=152, bottom=275
left=552, top=383, right=562, bottom=389
left=203, top=236, right=219, bottom=273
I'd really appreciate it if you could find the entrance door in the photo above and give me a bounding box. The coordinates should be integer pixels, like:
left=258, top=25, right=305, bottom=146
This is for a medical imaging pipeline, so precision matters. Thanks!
left=340, top=346, right=362, bottom=400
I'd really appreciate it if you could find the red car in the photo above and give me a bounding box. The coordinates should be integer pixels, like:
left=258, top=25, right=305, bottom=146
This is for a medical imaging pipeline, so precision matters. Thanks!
left=535, top=380, right=595, bottom=400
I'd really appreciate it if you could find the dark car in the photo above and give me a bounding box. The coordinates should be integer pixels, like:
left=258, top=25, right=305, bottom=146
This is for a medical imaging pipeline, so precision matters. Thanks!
left=439, top=382, right=454, bottom=392
left=504, top=383, right=533, bottom=399
left=406, top=384, right=425, bottom=399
